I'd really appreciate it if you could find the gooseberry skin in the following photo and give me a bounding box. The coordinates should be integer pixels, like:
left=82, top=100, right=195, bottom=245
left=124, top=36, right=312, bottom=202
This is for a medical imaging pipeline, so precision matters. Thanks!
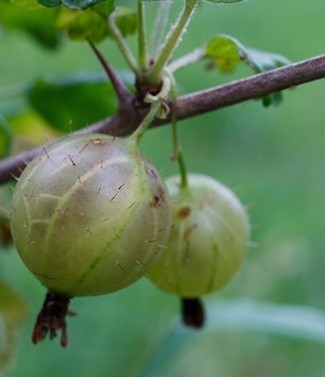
left=10, top=134, right=171, bottom=297
left=147, top=174, right=250, bottom=298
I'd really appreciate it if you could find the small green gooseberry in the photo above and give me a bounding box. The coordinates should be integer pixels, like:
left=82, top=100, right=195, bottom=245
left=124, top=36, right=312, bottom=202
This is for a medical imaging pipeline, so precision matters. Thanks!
left=10, top=134, right=171, bottom=298
left=147, top=173, right=250, bottom=298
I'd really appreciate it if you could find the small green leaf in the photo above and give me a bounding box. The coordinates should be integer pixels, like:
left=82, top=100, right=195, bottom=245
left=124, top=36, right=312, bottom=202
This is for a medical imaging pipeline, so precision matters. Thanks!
left=240, top=47, right=291, bottom=73
left=205, top=35, right=240, bottom=73
left=26, top=72, right=120, bottom=132
left=237, top=44, right=291, bottom=107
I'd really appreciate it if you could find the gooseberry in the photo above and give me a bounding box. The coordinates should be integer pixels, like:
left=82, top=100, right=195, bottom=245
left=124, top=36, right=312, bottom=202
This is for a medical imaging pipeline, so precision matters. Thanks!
left=10, top=133, right=171, bottom=345
left=147, top=173, right=250, bottom=327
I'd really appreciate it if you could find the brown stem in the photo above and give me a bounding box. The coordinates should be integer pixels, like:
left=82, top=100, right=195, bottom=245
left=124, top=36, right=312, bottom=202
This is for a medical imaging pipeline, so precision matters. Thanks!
left=0, top=55, right=324, bottom=185
left=171, top=54, right=325, bottom=120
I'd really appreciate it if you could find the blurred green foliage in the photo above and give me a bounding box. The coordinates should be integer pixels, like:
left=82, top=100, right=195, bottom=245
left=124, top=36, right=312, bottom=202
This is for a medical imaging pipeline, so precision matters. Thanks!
left=0, top=0, right=325, bottom=376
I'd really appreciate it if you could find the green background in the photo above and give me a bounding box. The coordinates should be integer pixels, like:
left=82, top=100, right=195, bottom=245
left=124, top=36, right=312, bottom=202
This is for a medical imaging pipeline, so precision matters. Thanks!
left=0, top=0, right=324, bottom=376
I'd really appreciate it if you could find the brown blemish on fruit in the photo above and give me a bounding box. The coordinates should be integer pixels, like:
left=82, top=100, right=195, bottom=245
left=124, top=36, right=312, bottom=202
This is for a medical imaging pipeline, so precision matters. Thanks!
left=150, top=186, right=166, bottom=208
left=177, top=206, right=191, bottom=219
left=151, top=195, right=160, bottom=207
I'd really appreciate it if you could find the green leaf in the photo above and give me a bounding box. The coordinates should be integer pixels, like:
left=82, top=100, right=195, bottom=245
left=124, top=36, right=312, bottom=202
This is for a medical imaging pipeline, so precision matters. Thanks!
left=240, top=47, right=291, bottom=73
left=237, top=43, right=291, bottom=106
left=205, top=35, right=240, bottom=73
left=0, top=0, right=61, bottom=48
left=26, top=72, right=120, bottom=132
left=38, top=0, right=109, bottom=10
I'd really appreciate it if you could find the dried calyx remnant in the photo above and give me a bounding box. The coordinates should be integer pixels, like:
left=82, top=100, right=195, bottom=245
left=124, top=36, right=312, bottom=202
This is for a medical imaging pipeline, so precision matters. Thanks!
left=32, top=292, right=75, bottom=347
left=181, top=298, right=204, bottom=328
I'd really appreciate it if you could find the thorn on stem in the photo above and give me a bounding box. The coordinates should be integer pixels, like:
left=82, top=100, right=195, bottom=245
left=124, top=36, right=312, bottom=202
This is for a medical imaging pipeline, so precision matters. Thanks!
left=87, top=38, right=132, bottom=105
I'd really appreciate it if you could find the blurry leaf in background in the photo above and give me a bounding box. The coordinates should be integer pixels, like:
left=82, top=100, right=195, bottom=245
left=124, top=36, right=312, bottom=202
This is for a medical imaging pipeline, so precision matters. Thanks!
left=138, top=299, right=325, bottom=377
left=0, top=281, right=27, bottom=329
left=8, top=111, right=59, bottom=153
left=0, top=0, right=61, bottom=48
left=0, top=115, right=13, bottom=158
left=54, top=3, right=136, bottom=43
left=0, top=281, right=27, bottom=374
left=26, top=72, right=120, bottom=132
left=0, top=313, right=8, bottom=371
left=55, top=6, right=110, bottom=42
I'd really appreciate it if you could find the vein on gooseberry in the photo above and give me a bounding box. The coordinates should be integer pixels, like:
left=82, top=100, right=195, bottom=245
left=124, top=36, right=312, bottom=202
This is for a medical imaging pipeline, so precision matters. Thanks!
left=40, top=155, right=131, bottom=278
